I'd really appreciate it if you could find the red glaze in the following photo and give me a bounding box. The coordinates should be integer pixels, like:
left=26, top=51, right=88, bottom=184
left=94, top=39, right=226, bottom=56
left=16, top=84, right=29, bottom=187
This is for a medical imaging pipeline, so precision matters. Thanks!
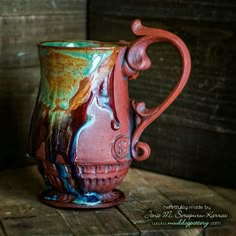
left=29, top=19, right=191, bottom=208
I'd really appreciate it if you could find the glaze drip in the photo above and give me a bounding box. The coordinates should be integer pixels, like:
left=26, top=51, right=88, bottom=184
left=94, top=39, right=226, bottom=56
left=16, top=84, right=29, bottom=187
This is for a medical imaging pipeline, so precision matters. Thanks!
left=31, top=48, right=120, bottom=161
left=29, top=46, right=123, bottom=204
left=96, top=68, right=120, bottom=130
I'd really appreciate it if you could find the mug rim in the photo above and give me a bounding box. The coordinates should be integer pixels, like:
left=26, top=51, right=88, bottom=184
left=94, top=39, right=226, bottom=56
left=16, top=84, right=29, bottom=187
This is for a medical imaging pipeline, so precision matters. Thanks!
left=37, top=40, right=129, bottom=50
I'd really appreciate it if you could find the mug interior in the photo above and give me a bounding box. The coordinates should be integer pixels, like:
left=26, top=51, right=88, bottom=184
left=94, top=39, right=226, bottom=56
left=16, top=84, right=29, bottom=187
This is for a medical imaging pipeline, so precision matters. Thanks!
left=38, top=40, right=127, bottom=49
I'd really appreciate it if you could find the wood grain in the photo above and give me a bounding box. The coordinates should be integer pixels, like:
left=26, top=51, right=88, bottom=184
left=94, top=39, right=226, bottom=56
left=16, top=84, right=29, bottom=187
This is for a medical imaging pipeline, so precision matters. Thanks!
left=118, top=169, right=205, bottom=235
left=0, top=14, right=86, bottom=68
left=119, top=168, right=236, bottom=235
left=205, top=227, right=236, bottom=236
left=58, top=209, right=139, bottom=236
left=0, top=165, right=235, bottom=235
left=89, top=0, right=236, bottom=24
left=136, top=169, right=236, bottom=226
left=2, top=215, right=73, bottom=236
left=139, top=228, right=204, bottom=236
left=1, top=0, right=87, bottom=16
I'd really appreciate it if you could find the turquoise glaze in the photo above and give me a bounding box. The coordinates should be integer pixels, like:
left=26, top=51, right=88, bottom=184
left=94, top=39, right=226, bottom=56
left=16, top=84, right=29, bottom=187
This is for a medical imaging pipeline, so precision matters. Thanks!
left=40, top=41, right=121, bottom=48
left=43, top=163, right=101, bottom=206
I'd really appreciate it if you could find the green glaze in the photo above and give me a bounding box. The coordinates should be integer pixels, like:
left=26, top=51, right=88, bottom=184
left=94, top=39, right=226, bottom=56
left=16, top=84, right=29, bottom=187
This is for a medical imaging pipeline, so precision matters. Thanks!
left=40, top=40, right=121, bottom=48
left=39, top=48, right=113, bottom=110
left=37, top=42, right=118, bottom=140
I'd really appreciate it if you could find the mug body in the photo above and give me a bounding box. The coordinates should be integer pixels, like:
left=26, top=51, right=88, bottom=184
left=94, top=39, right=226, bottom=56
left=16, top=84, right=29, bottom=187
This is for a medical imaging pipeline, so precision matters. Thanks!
left=29, top=40, right=134, bottom=208
left=29, top=19, right=191, bottom=209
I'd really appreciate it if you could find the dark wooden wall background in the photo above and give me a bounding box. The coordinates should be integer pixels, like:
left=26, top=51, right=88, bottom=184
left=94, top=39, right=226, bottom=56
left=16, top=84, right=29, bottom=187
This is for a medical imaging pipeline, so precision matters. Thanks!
left=0, top=0, right=235, bottom=188
left=88, top=0, right=236, bottom=187
left=0, top=0, right=87, bottom=168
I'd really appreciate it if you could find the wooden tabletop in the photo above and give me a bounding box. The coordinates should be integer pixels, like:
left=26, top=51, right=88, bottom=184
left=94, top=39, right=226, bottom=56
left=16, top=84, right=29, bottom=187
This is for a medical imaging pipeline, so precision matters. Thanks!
left=0, top=166, right=235, bottom=236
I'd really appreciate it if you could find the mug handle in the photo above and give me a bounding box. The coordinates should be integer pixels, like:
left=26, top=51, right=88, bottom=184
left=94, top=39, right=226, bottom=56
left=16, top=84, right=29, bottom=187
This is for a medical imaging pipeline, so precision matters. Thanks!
left=122, top=19, right=191, bottom=161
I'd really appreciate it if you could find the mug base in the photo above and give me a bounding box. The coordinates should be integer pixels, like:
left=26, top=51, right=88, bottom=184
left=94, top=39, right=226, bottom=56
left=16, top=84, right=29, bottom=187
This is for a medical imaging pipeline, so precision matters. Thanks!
left=39, top=189, right=126, bottom=209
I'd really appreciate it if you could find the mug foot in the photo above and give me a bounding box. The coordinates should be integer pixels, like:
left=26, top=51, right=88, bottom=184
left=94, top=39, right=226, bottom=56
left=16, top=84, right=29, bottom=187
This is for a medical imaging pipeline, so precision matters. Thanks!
left=39, top=189, right=125, bottom=209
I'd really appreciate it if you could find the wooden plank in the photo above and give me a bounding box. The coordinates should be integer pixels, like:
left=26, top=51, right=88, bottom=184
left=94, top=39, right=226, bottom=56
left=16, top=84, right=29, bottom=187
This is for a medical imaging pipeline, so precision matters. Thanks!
left=58, top=208, right=139, bottom=236
left=0, top=0, right=87, bottom=16
left=88, top=15, right=236, bottom=187
left=0, top=166, right=235, bottom=235
left=2, top=215, right=73, bottom=236
left=140, top=228, right=204, bottom=236
left=135, top=169, right=236, bottom=227
left=127, top=169, right=236, bottom=235
left=134, top=169, right=220, bottom=201
left=0, top=13, right=86, bottom=68
left=0, top=165, right=58, bottom=218
left=0, top=165, right=43, bottom=205
left=133, top=125, right=236, bottom=188
left=0, top=165, right=138, bottom=235
left=209, top=186, right=236, bottom=204
left=0, top=67, right=40, bottom=169
left=205, top=226, right=236, bottom=236
left=89, top=0, right=236, bottom=24
left=117, top=169, right=204, bottom=235
left=0, top=166, right=72, bottom=235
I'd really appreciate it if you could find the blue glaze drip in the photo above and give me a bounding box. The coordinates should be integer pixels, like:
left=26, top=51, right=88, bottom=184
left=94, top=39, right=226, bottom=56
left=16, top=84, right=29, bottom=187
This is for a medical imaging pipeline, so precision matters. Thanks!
left=44, top=192, right=101, bottom=206
left=56, top=163, right=78, bottom=195
left=44, top=194, right=58, bottom=201
left=44, top=163, right=102, bottom=206
left=73, top=192, right=101, bottom=206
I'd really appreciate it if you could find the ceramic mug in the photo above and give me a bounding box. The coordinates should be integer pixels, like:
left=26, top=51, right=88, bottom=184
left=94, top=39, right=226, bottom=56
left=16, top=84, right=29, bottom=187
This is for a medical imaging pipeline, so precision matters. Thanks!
left=29, top=19, right=191, bottom=208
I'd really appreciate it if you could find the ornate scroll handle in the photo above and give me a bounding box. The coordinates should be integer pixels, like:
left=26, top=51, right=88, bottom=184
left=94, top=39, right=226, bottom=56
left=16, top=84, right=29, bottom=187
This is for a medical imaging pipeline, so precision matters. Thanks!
left=123, top=19, right=191, bottom=161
